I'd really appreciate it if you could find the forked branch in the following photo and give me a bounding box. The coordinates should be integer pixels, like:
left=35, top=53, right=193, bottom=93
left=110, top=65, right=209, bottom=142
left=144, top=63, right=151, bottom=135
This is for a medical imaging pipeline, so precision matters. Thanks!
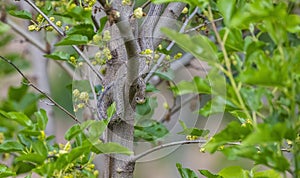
left=0, top=56, right=80, bottom=123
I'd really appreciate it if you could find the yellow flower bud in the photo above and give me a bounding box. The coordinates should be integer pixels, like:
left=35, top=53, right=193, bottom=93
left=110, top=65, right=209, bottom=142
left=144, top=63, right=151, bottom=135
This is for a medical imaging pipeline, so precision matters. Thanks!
left=163, top=102, right=169, bottom=109
left=0, top=133, right=4, bottom=144
left=56, top=20, right=62, bottom=27
left=182, top=7, right=188, bottom=14
left=28, top=25, right=36, bottom=31
left=79, top=92, right=89, bottom=102
left=49, top=16, right=55, bottom=22
left=73, top=89, right=80, bottom=97
left=174, top=52, right=182, bottom=59
left=103, top=30, right=111, bottom=41
left=134, top=7, right=143, bottom=19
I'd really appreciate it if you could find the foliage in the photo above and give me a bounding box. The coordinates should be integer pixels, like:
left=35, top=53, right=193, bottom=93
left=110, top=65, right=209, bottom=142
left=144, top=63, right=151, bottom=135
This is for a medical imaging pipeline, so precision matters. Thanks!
left=159, top=0, right=300, bottom=177
left=0, top=0, right=300, bottom=177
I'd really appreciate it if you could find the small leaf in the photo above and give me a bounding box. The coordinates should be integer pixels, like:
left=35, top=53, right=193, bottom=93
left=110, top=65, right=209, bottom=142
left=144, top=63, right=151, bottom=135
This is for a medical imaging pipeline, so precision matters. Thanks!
left=171, top=76, right=210, bottom=96
left=35, top=109, right=48, bottom=131
left=8, top=10, right=32, bottom=20
left=87, top=120, right=107, bottom=140
left=154, top=68, right=175, bottom=81
left=176, top=163, right=198, bottom=178
left=254, top=169, right=281, bottom=178
left=66, top=23, right=96, bottom=40
left=161, top=28, right=218, bottom=64
left=199, top=169, right=221, bottom=178
left=65, top=124, right=81, bottom=141
left=99, top=16, right=108, bottom=32
left=217, top=0, right=236, bottom=27
left=92, top=142, right=133, bottom=155
left=218, top=166, right=249, bottom=178
left=55, top=35, right=88, bottom=46
left=32, top=140, right=48, bottom=157
left=177, top=128, right=209, bottom=137
left=0, top=164, right=16, bottom=177
left=7, top=112, right=33, bottom=127
left=107, top=102, right=116, bottom=119
left=205, top=121, right=252, bottom=153
left=0, top=141, right=24, bottom=152
left=44, top=51, right=70, bottom=61
left=15, top=153, right=46, bottom=165
left=134, top=120, right=169, bottom=142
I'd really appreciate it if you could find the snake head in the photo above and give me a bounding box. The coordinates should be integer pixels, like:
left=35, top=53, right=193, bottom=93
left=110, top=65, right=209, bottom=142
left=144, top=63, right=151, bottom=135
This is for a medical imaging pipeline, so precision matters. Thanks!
left=135, top=95, right=146, bottom=104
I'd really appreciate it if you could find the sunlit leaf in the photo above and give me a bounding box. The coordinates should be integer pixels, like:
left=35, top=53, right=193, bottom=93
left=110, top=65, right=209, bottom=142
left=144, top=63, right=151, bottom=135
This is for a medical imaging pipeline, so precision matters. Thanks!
left=8, top=10, right=32, bottom=20
left=55, top=34, right=88, bottom=46
left=176, top=163, right=198, bottom=178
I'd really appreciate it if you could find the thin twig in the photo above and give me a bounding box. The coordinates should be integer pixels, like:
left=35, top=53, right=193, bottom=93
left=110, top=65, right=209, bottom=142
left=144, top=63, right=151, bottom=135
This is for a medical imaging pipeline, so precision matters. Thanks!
left=184, top=18, right=223, bottom=33
left=144, top=7, right=199, bottom=82
left=131, top=138, right=290, bottom=162
left=23, top=0, right=103, bottom=81
left=159, top=94, right=199, bottom=123
left=3, top=19, right=76, bottom=78
left=0, top=55, right=80, bottom=123
left=130, top=140, right=207, bottom=162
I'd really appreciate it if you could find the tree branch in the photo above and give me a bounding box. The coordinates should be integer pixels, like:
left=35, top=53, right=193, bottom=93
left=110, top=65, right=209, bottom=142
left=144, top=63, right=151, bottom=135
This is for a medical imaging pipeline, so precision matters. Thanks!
left=153, top=2, right=186, bottom=48
left=145, top=7, right=199, bottom=82
left=130, top=140, right=209, bottom=162
left=159, top=94, right=199, bottom=123
left=23, top=0, right=104, bottom=81
left=184, top=17, right=223, bottom=34
left=0, top=55, right=80, bottom=123
left=3, top=18, right=76, bottom=79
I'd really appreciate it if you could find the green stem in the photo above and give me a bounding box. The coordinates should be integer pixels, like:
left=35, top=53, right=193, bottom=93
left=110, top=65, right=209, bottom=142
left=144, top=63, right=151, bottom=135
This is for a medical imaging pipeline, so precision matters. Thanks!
left=207, top=6, right=253, bottom=126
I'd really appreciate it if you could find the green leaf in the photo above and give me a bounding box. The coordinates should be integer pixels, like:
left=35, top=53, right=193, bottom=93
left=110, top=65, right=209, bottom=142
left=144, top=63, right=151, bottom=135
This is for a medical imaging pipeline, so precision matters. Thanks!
left=217, top=0, right=236, bottom=27
left=177, top=128, right=209, bottom=137
left=8, top=82, right=28, bottom=102
left=135, top=97, right=158, bottom=121
left=15, top=153, right=46, bottom=165
left=0, top=164, right=16, bottom=177
left=35, top=109, right=48, bottom=131
left=7, top=112, right=33, bottom=127
left=154, top=68, right=175, bottom=81
left=205, top=121, right=252, bottom=153
left=176, top=163, right=198, bottom=178
left=92, top=142, right=133, bottom=155
left=44, top=51, right=70, bottom=61
left=32, top=140, right=48, bottom=157
left=146, top=83, right=159, bottom=92
left=178, top=120, right=209, bottom=137
left=107, top=102, right=116, bottom=119
left=199, top=96, right=237, bottom=117
left=99, top=16, right=108, bottom=32
left=65, top=124, right=81, bottom=141
left=8, top=10, right=32, bottom=20
left=253, top=169, right=281, bottom=178
left=220, top=28, right=244, bottom=52
left=161, top=28, right=218, bottom=64
left=199, top=169, right=221, bottom=178
left=0, top=141, right=24, bottom=152
left=171, top=76, right=210, bottom=96
left=243, top=122, right=288, bottom=145
left=286, top=14, right=300, bottom=33
left=134, top=120, right=169, bottom=142
left=66, top=23, right=96, bottom=40
left=55, top=34, right=88, bottom=46
left=67, top=145, right=91, bottom=163
left=218, top=166, right=249, bottom=178
left=87, top=120, right=107, bottom=140
left=237, top=50, right=288, bottom=87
